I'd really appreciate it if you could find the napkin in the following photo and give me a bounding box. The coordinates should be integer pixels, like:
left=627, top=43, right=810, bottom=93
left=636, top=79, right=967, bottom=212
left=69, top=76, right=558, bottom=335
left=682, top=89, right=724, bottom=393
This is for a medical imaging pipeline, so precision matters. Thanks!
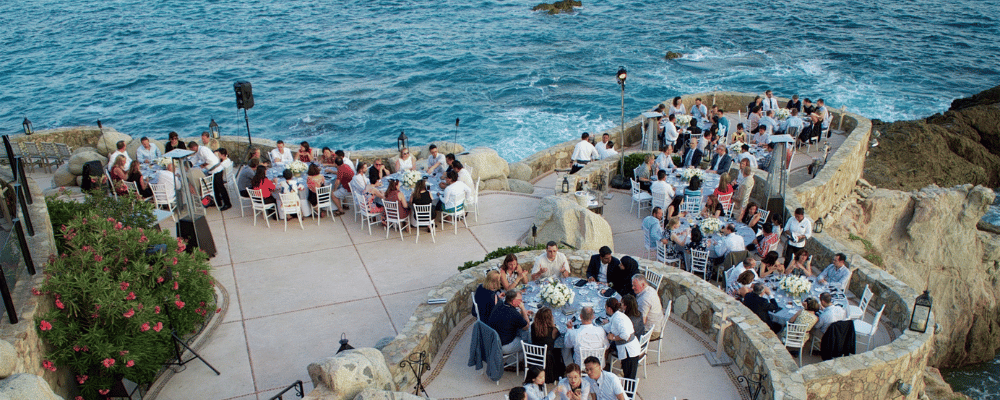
left=575, top=279, right=588, bottom=287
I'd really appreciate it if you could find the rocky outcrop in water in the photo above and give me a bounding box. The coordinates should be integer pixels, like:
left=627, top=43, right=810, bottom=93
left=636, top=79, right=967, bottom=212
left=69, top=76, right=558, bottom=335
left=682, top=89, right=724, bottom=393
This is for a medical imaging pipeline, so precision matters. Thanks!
left=829, top=183, right=1000, bottom=367
left=664, top=51, right=683, bottom=60
left=532, top=0, right=581, bottom=14
left=866, top=85, right=1000, bottom=191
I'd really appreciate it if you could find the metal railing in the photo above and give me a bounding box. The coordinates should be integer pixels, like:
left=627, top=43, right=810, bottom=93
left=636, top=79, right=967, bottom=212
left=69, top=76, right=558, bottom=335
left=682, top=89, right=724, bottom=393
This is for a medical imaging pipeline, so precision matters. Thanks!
left=0, top=221, right=28, bottom=324
left=267, top=380, right=304, bottom=400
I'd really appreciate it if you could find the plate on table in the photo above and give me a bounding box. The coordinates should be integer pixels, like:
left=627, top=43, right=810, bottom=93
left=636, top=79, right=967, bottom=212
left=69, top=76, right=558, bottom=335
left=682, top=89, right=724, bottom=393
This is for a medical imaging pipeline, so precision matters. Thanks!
left=596, top=316, right=610, bottom=325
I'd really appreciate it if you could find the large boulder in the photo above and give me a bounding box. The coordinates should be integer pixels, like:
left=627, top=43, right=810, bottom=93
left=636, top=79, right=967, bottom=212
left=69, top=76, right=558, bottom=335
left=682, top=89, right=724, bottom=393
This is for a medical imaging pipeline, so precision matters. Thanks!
left=457, top=148, right=509, bottom=189
left=51, top=164, right=76, bottom=187
left=72, top=146, right=98, bottom=155
left=126, top=137, right=165, bottom=161
left=305, top=348, right=394, bottom=400
left=0, top=373, right=63, bottom=400
left=508, top=162, right=533, bottom=181
left=428, top=141, right=464, bottom=157
left=531, top=195, right=613, bottom=251
left=68, top=150, right=104, bottom=175
left=508, top=179, right=534, bottom=194
left=479, top=177, right=509, bottom=192
left=352, top=389, right=428, bottom=400
left=94, top=128, right=131, bottom=156
left=0, top=340, right=15, bottom=379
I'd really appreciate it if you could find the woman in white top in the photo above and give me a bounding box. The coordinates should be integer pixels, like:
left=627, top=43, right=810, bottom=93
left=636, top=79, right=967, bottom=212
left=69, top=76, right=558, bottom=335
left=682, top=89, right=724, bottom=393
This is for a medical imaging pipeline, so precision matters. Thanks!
left=553, top=363, right=591, bottom=400
left=395, top=147, right=414, bottom=172
left=523, top=367, right=554, bottom=400
left=668, top=96, right=686, bottom=116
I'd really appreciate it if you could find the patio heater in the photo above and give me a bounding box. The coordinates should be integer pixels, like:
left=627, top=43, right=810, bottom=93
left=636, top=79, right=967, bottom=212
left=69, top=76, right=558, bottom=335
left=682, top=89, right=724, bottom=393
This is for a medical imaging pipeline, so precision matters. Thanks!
left=762, top=134, right=795, bottom=222
left=22, top=117, right=32, bottom=135
left=640, top=111, right=663, bottom=152
left=610, top=67, right=629, bottom=189
left=209, top=118, right=220, bottom=139
left=165, top=148, right=217, bottom=258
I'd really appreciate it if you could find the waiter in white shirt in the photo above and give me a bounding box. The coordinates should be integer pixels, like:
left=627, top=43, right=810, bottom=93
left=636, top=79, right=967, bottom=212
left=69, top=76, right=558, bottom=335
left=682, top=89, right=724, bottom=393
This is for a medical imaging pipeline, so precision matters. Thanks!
left=783, top=207, right=813, bottom=268
left=570, top=132, right=600, bottom=174
left=762, top=90, right=779, bottom=113
left=207, top=148, right=234, bottom=211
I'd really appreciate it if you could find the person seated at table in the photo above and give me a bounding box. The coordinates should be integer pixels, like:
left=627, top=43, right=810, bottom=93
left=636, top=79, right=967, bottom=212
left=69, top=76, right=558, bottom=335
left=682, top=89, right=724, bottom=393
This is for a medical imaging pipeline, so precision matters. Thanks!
left=727, top=258, right=760, bottom=292
left=136, top=137, right=161, bottom=164
left=583, top=356, right=627, bottom=400
left=634, top=154, right=654, bottom=192
left=786, top=249, right=814, bottom=277
left=750, top=223, right=781, bottom=258
left=552, top=363, right=591, bottom=400
left=500, top=254, right=529, bottom=290
left=732, top=165, right=755, bottom=214
left=597, top=140, right=618, bottom=159
left=713, top=173, right=733, bottom=198
left=748, top=106, right=763, bottom=132
left=248, top=147, right=270, bottom=168
left=813, top=292, right=847, bottom=338
left=662, top=217, right=688, bottom=260
left=603, top=298, right=641, bottom=380
left=306, top=164, right=325, bottom=208
left=473, top=270, right=502, bottom=321
left=487, top=289, right=531, bottom=356
left=331, top=157, right=354, bottom=215
left=438, top=169, right=473, bottom=215
left=383, top=179, right=410, bottom=219
left=780, top=108, right=805, bottom=135
left=737, top=144, right=758, bottom=170
left=700, top=194, right=724, bottom=218
left=750, top=126, right=769, bottom=147
left=759, top=110, right=779, bottom=133
left=454, top=160, right=475, bottom=189
left=532, top=241, right=570, bottom=280
left=709, top=223, right=745, bottom=266
left=706, top=144, right=733, bottom=175
left=662, top=114, right=680, bottom=149
left=531, top=307, right=565, bottom=384
left=668, top=96, right=685, bottom=117
left=269, top=140, right=294, bottom=165
left=155, top=162, right=178, bottom=194
left=523, top=367, right=551, bottom=400
left=728, top=270, right=756, bottom=299
left=107, top=140, right=132, bottom=171
left=683, top=175, right=702, bottom=200
left=278, top=170, right=302, bottom=195
left=509, top=387, right=527, bottom=400
left=564, top=307, right=609, bottom=366
left=165, top=131, right=186, bottom=153
left=611, top=256, right=640, bottom=298
left=188, top=141, right=219, bottom=171
left=740, top=202, right=763, bottom=230
left=395, top=147, right=415, bottom=172
left=586, top=246, right=619, bottom=284
left=125, top=160, right=153, bottom=199
left=817, top=253, right=852, bottom=291
left=631, top=275, right=662, bottom=339
left=731, top=123, right=747, bottom=144
left=680, top=138, right=703, bottom=168
left=364, top=169, right=386, bottom=214
left=666, top=195, right=684, bottom=219
left=335, top=150, right=355, bottom=172
left=642, top=206, right=666, bottom=250
left=650, top=170, right=675, bottom=202
left=780, top=298, right=820, bottom=349
left=426, top=144, right=447, bottom=176
left=200, top=131, right=220, bottom=151
left=621, top=295, right=646, bottom=338
left=786, top=94, right=802, bottom=112
left=757, top=251, right=783, bottom=279
left=654, top=145, right=675, bottom=174
left=297, top=141, right=314, bottom=163
left=319, top=147, right=337, bottom=166
left=108, top=155, right=129, bottom=196
left=685, top=227, right=708, bottom=264
left=409, top=179, right=436, bottom=225
left=250, top=166, right=277, bottom=205
left=742, top=283, right=782, bottom=333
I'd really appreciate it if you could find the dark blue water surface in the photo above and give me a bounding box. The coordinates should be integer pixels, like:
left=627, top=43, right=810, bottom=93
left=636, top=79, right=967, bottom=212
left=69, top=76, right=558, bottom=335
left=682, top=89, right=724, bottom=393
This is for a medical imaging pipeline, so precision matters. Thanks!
left=2, top=0, right=998, bottom=161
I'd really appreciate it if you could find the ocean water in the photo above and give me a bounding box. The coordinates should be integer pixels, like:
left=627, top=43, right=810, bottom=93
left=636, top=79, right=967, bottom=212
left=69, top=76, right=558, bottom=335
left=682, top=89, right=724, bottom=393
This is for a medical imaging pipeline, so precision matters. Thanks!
left=1, top=0, right=998, bottom=162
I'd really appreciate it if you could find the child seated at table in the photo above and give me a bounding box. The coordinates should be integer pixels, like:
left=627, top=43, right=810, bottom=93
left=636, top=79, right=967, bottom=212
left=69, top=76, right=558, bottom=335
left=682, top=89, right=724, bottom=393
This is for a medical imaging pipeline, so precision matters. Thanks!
left=280, top=170, right=302, bottom=194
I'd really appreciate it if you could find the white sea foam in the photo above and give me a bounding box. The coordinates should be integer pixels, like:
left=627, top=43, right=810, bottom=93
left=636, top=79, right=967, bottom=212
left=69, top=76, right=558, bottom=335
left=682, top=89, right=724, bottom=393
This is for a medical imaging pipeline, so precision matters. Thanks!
left=487, top=108, right=615, bottom=161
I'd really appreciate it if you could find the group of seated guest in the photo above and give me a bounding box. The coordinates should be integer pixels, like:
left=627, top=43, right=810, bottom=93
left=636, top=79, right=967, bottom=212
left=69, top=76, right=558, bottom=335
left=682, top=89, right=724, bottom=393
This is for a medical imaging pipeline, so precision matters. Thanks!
left=511, top=359, right=626, bottom=400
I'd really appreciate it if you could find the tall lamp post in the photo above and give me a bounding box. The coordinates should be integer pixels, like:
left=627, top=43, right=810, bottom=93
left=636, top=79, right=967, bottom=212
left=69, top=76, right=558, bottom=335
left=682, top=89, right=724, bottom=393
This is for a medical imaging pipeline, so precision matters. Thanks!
left=611, top=67, right=627, bottom=188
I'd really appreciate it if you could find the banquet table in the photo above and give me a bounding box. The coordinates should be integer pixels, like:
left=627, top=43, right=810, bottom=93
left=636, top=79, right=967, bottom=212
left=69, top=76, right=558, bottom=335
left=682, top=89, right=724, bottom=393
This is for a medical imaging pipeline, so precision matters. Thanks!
left=521, top=277, right=622, bottom=349
left=267, top=162, right=325, bottom=218
left=676, top=215, right=757, bottom=258
left=664, top=169, right=720, bottom=198
left=763, top=275, right=850, bottom=326
left=377, top=171, right=442, bottom=203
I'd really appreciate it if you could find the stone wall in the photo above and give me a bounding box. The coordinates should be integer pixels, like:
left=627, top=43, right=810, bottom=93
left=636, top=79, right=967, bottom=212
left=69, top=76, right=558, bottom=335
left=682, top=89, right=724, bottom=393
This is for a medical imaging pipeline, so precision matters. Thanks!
left=791, top=112, right=872, bottom=220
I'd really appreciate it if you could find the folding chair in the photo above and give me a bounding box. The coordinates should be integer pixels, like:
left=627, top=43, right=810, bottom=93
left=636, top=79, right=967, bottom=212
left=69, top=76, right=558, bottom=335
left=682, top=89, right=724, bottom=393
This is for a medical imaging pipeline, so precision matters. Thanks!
left=249, top=189, right=277, bottom=228
left=412, top=204, right=436, bottom=243
left=783, top=321, right=811, bottom=367
left=279, top=192, right=304, bottom=231
left=521, top=342, right=547, bottom=391
left=311, top=185, right=336, bottom=225
left=383, top=200, right=410, bottom=240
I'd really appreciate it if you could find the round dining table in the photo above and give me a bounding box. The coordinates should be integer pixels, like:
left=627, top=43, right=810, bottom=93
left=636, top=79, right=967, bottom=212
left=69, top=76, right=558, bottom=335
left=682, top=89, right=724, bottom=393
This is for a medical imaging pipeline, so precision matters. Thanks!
left=763, top=275, right=849, bottom=326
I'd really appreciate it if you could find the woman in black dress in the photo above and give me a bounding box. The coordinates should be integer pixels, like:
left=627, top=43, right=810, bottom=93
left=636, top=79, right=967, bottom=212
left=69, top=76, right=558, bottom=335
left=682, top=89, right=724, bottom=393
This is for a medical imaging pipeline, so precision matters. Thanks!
left=530, top=307, right=565, bottom=384
left=126, top=161, right=153, bottom=199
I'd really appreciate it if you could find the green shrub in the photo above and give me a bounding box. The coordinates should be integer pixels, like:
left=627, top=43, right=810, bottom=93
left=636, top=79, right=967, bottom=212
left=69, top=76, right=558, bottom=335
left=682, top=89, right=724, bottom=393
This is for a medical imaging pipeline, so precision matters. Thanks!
left=623, top=153, right=652, bottom=179
left=48, top=190, right=156, bottom=253
left=459, top=244, right=546, bottom=271
left=35, top=212, right=215, bottom=399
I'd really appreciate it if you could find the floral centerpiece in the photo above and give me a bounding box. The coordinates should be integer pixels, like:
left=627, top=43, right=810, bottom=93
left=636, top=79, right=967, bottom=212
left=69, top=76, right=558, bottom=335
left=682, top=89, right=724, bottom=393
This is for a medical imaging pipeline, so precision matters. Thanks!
left=728, top=142, right=744, bottom=154
left=779, top=275, right=813, bottom=299
left=680, top=168, right=705, bottom=182
left=286, top=160, right=308, bottom=176
left=156, top=157, right=172, bottom=168
left=700, top=217, right=723, bottom=235
left=539, top=277, right=574, bottom=308
left=675, top=114, right=693, bottom=127
left=401, top=170, right=423, bottom=189
left=776, top=108, right=791, bottom=120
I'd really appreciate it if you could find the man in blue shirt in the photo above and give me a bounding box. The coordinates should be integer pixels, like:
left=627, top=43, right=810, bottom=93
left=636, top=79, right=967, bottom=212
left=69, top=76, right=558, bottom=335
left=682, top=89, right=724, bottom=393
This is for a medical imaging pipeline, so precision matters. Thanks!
left=487, top=289, right=531, bottom=355
left=817, top=253, right=852, bottom=291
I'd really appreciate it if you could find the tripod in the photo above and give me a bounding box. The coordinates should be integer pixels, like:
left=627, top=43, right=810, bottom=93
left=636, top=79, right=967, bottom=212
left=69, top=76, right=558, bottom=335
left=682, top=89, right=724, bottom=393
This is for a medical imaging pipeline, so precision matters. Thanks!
left=157, top=262, right=220, bottom=375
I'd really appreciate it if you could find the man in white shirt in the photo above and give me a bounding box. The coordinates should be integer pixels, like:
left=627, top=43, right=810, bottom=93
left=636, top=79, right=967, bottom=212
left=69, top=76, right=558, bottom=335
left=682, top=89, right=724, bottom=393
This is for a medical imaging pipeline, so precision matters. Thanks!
left=739, top=144, right=758, bottom=169
left=690, top=98, right=708, bottom=126
left=107, top=140, right=132, bottom=170
left=207, top=148, right=233, bottom=211
left=654, top=145, right=675, bottom=173
left=605, top=301, right=641, bottom=379
left=783, top=207, right=813, bottom=268
left=649, top=171, right=675, bottom=206
left=188, top=142, right=220, bottom=171
left=453, top=161, right=475, bottom=190
left=813, top=292, right=848, bottom=337
left=584, top=357, right=626, bottom=400
left=815, top=98, right=831, bottom=132
left=759, top=110, right=779, bottom=134
left=425, top=144, right=447, bottom=176
left=531, top=241, right=570, bottom=280
left=154, top=163, right=179, bottom=196
left=596, top=132, right=612, bottom=151
left=439, top=170, right=473, bottom=213
left=570, top=132, right=600, bottom=174
left=269, top=140, right=294, bottom=164
left=596, top=140, right=618, bottom=159
left=710, top=224, right=745, bottom=266
left=762, top=89, right=779, bottom=113
left=726, top=258, right=758, bottom=289
left=663, top=114, right=679, bottom=147
left=563, top=307, right=609, bottom=365
left=631, top=275, right=663, bottom=340
left=135, top=137, right=161, bottom=164
left=335, top=150, right=355, bottom=172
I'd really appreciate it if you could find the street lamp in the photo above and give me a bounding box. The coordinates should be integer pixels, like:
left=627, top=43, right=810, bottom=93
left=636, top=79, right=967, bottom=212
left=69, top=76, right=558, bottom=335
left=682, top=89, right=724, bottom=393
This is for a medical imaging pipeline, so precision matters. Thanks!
left=397, top=131, right=408, bottom=152
left=22, top=117, right=32, bottom=135
left=614, top=67, right=627, bottom=186
left=209, top=118, right=220, bottom=139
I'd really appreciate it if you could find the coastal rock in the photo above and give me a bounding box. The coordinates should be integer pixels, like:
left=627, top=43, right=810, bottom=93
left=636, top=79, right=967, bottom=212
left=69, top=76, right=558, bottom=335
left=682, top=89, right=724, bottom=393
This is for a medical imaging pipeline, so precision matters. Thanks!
left=457, top=148, right=509, bottom=189
left=664, top=51, right=683, bottom=60
left=508, top=162, right=533, bottom=181
left=51, top=165, right=76, bottom=187
left=0, top=373, right=63, bottom=400
left=126, top=137, right=165, bottom=161
left=531, top=195, right=613, bottom=251
left=94, top=129, right=131, bottom=156
left=428, top=141, right=464, bottom=157
left=532, top=0, right=581, bottom=14
left=68, top=150, right=104, bottom=175
left=306, top=348, right=394, bottom=400
left=831, top=184, right=999, bottom=367
left=352, top=389, right=428, bottom=400
left=72, top=146, right=98, bottom=155
left=0, top=340, right=16, bottom=378
left=479, top=177, right=509, bottom=192
left=922, top=367, right=972, bottom=400
left=508, top=179, right=534, bottom=194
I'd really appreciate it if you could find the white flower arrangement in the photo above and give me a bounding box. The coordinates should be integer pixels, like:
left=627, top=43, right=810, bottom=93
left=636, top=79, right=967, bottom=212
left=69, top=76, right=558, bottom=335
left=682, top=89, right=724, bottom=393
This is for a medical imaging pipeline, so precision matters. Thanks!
left=680, top=168, right=705, bottom=181
left=675, top=114, right=693, bottom=127
left=700, top=217, right=723, bottom=235
left=286, top=160, right=308, bottom=175
left=539, top=277, right=575, bottom=308
left=156, top=157, right=172, bottom=168
left=401, top=170, right=423, bottom=189
left=728, top=142, right=744, bottom=154
left=779, top=275, right=813, bottom=298
left=776, top=108, right=791, bottom=120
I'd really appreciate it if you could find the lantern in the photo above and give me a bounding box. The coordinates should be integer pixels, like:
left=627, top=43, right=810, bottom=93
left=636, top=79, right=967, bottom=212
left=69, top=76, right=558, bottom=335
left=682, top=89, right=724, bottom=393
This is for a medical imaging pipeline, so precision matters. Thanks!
left=562, top=177, right=570, bottom=193
left=22, top=117, right=32, bottom=135
left=209, top=118, right=220, bottom=139
left=337, top=333, right=355, bottom=353
left=908, top=290, right=932, bottom=333
left=813, top=218, right=824, bottom=233
left=616, top=67, right=627, bottom=87
left=397, top=131, right=408, bottom=152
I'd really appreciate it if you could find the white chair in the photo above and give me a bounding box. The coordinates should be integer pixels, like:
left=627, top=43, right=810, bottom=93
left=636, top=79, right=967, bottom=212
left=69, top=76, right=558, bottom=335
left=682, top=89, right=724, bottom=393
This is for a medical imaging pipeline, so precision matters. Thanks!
left=470, top=292, right=481, bottom=321
left=649, top=300, right=672, bottom=365
left=644, top=269, right=663, bottom=290
left=854, top=304, right=885, bottom=352
left=236, top=189, right=253, bottom=217
left=689, top=249, right=710, bottom=279
left=123, top=181, right=140, bottom=198
left=383, top=200, right=410, bottom=240
left=411, top=204, right=436, bottom=243
left=636, top=330, right=653, bottom=378
left=717, top=192, right=733, bottom=214
left=279, top=192, right=304, bottom=231
left=311, top=185, right=336, bottom=225
left=629, top=178, right=652, bottom=218
left=440, top=195, right=468, bottom=235
left=465, top=177, right=480, bottom=222
left=848, top=285, right=873, bottom=320
left=783, top=321, right=811, bottom=367
left=198, top=175, right=216, bottom=209
left=353, top=190, right=382, bottom=235
left=521, top=342, right=547, bottom=390
left=651, top=190, right=670, bottom=211
left=618, top=376, right=638, bottom=400
left=350, top=181, right=366, bottom=222
left=656, top=241, right=681, bottom=267
left=642, top=228, right=656, bottom=260
left=248, top=189, right=276, bottom=228
left=577, top=347, right=606, bottom=369
left=151, top=183, right=177, bottom=221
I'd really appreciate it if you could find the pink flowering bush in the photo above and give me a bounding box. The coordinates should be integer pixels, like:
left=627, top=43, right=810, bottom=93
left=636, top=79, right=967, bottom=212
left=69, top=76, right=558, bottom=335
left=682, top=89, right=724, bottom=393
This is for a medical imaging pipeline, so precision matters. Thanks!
left=35, top=212, right=215, bottom=399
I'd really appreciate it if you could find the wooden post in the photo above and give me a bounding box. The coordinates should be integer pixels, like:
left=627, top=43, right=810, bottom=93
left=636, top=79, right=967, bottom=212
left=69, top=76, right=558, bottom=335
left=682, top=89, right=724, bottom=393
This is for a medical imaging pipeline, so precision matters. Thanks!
left=704, top=307, right=734, bottom=366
